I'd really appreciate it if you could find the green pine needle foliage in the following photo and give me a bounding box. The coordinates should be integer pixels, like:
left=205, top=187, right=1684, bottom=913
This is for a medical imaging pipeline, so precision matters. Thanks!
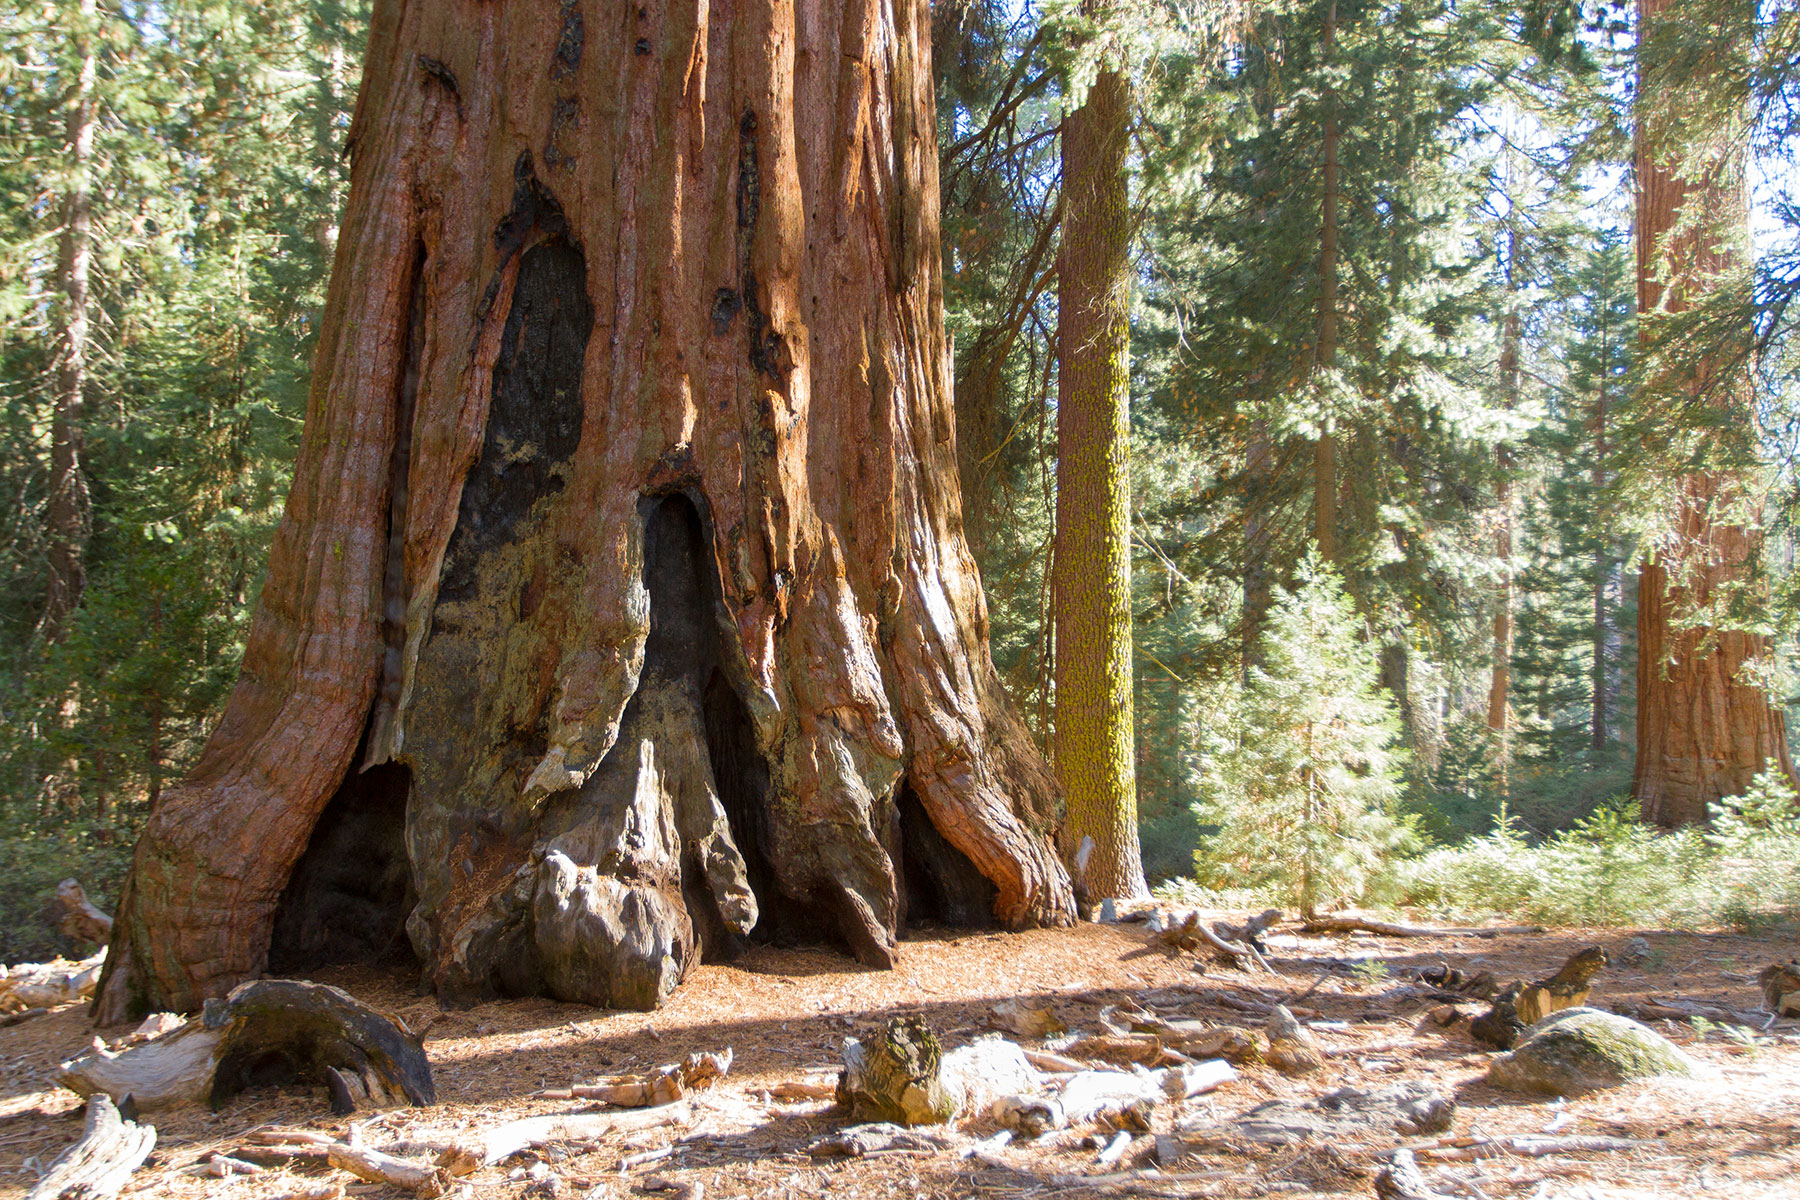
left=1193, top=552, right=1413, bottom=917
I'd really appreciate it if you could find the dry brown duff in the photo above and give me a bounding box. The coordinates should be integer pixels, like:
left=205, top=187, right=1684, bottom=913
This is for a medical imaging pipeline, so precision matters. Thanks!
left=96, top=0, right=1072, bottom=1022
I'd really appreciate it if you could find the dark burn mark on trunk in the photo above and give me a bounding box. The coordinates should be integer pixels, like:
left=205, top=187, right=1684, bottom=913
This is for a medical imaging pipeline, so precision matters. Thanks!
left=545, top=98, right=580, bottom=169
left=736, top=110, right=760, bottom=231
left=552, top=0, right=585, bottom=79
left=743, top=272, right=782, bottom=379
left=710, top=287, right=741, bottom=333
left=415, top=55, right=463, bottom=119
left=478, top=154, right=572, bottom=324
left=438, top=236, right=591, bottom=607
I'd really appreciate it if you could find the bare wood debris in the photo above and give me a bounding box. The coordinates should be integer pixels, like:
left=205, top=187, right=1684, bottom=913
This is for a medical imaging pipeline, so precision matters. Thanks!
left=1759, top=961, right=1800, bottom=1017
left=25, top=1095, right=155, bottom=1200
left=53, top=879, right=114, bottom=945
left=0, top=950, right=104, bottom=1012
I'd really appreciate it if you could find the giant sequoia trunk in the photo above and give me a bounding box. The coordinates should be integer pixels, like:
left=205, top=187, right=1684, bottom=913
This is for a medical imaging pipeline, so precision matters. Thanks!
left=1631, top=0, right=1793, bottom=826
left=97, top=0, right=1072, bottom=1021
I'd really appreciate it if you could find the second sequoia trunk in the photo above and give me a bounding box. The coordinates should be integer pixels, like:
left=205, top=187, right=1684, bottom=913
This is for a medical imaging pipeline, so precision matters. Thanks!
left=97, top=0, right=1072, bottom=1020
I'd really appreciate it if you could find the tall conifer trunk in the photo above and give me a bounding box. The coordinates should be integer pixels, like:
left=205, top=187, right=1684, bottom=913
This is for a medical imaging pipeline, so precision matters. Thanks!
left=1591, top=305, right=1611, bottom=752
left=42, top=0, right=98, bottom=642
left=98, top=0, right=1072, bottom=1021
left=1054, top=47, right=1145, bottom=902
left=1632, top=0, right=1793, bottom=825
left=1313, top=0, right=1340, bottom=562
left=1488, top=222, right=1520, bottom=790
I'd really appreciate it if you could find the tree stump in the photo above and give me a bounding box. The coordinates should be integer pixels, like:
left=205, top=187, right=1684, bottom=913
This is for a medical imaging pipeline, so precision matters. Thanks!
left=95, top=0, right=1073, bottom=1021
left=837, top=1016, right=958, bottom=1126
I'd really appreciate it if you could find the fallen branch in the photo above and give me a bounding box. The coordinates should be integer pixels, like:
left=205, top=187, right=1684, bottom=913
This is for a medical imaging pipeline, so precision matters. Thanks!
left=1193, top=922, right=1274, bottom=973
left=757, top=1079, right=837, bottom=1101
left=25, top=1095, right=155, bottom=1200
left=437, top=1105, right=689, bottom=1175
left=1, top=1007, right=48, bottom=1027
left=1303, top=916, right=1543, bottom=938
left=327, top=1143, right=449, bottom=1197
left=1022, top=1050, right=1087, bottom=1073
left=1095, top=1131, right=1132, bottom=1168
left=1415, top=1134, right=1640, bottom=1161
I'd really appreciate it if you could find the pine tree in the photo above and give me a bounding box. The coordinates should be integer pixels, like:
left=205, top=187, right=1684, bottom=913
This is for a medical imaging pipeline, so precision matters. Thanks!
left=1196, top=552, right=1408, bottom=917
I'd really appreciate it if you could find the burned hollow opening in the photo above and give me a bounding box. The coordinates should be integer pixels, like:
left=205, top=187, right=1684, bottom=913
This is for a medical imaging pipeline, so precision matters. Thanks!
left=269, top=754, right=417, bottom=974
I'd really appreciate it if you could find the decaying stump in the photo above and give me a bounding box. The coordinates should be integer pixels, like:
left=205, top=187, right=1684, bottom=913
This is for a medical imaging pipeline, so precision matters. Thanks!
left=25, top=1095, right=155, bottom=1200
left=60, top=979, right=433, bottom=1113
left=97, top=0, right=1073, bottom=1023
left=53, top=880, right=114, bottom=946
left=838, top=1017, right=959, bottom=1126
left=1472, top=946, right=1608, bottom=1050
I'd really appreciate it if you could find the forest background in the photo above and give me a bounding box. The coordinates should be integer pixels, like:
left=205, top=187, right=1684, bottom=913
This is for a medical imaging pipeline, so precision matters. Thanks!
left=4, top=0, right=1800, bottom=962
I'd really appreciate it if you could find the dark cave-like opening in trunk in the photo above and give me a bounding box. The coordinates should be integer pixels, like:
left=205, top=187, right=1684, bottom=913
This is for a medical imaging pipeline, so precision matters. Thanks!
left=896, top=783, right=997, bottom=932
left=269, top=754, right=418, bottom=973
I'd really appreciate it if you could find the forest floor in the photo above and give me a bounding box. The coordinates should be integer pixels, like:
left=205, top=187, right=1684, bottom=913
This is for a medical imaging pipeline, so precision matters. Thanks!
left=3, top=914, right=1798, bottom=1200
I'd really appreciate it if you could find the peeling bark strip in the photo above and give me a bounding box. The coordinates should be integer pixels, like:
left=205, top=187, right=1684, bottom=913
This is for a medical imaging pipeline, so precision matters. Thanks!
left=98, top=0, right=1071, bottom=1021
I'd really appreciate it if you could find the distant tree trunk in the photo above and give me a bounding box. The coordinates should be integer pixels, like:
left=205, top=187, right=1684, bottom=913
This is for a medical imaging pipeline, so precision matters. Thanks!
left=1241, top=418, right=1274, bottom=675
left=1488, top=223, right=1519, bottom=791
left=1632, top=0, right=1793, bottom=825
left=41, top=0, right=98, bottom=642
left=1312, top=0, right=1340, bottom=563
left=1591, top=315, right=1610, bottom=752
left=98, top=0, right=1072, bottom=1021
left=1054, top=49, right=1145, bottom=903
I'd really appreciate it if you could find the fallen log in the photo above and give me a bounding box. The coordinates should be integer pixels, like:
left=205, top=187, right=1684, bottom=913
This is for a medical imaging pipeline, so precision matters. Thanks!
left=58, top=978, right=433, bottom=1113
left=1472, top=947, right=1608, bottom=1051
left=1303, top=916, right=1543, bottom=938
left=25, top=1095, right=155, bottom=1200
left=1, top=1006, right=48, bottom=1027
left=0, top=951, right=104, bottom=1011
left=327, top=1143, right=449, bottom=1197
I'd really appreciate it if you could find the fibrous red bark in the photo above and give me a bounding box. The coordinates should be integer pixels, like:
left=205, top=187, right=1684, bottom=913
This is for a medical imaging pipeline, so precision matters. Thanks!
left=1631, top=0, right=1792, bottom=826
left=98, top=0, right=1071, bottom=1020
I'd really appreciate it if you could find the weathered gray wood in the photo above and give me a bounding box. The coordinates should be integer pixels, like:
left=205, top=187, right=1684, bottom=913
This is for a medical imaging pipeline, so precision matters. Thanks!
left=25, top=1096, right=155, bottom=1200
